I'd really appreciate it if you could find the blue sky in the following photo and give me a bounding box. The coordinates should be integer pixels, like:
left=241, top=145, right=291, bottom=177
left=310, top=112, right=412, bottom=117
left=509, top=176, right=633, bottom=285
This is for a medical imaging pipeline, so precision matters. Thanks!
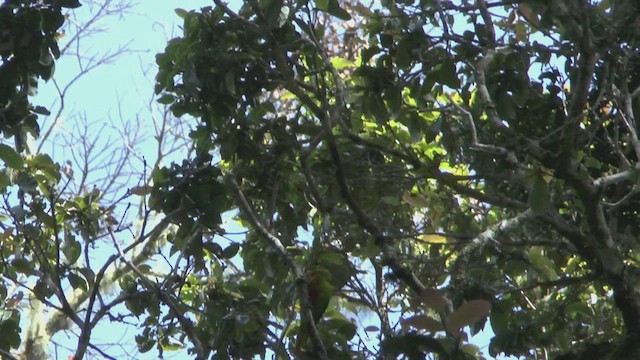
left=39, top=1, right=210, bottom=115
left=34, top=2, right=213, bottom=359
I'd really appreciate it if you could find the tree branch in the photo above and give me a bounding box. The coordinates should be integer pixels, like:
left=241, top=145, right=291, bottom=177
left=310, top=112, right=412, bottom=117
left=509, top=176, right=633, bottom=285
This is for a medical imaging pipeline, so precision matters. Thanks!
left=227, top=169, right=327, bottom=360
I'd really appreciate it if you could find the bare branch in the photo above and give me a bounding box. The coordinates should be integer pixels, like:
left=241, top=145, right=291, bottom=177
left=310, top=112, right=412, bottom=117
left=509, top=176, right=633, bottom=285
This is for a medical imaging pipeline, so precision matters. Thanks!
left=109, top=229, right=207, bottom=360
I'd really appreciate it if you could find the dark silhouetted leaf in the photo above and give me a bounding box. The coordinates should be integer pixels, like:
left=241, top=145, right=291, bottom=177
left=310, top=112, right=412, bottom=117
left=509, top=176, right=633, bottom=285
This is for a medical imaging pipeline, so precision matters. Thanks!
left=529, top=175, right=551, bottom=215
left=0, top=144, right=23, bottom=169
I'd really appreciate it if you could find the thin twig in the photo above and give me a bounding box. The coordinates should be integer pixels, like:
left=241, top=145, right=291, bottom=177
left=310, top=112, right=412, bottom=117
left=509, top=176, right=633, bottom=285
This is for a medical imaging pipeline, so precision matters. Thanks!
left=109, top=229, right=207, bottom=360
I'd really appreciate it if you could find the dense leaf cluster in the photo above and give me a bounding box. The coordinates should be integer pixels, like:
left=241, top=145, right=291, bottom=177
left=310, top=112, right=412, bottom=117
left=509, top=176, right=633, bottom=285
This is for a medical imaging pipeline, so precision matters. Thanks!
left=4, top=0, right=640, bottom=359
left=149, top=0, right=640, bottom=359
left=0, top=0, right=79, bottom=150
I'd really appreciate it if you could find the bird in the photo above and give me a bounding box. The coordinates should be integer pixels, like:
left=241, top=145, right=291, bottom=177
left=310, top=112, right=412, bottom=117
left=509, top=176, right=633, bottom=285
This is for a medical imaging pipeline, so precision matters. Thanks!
left=295, top=266, right=334, bottom=351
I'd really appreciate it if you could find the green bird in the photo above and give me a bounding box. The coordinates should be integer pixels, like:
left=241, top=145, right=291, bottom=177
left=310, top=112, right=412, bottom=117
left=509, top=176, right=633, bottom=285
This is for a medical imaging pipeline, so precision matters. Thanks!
left=295, top=266, right=334, bottom=351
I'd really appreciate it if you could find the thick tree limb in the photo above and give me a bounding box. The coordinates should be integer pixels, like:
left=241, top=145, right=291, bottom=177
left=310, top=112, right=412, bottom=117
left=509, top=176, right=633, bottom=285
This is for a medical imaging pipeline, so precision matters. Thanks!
left=452, top=210, right=533, bottom=274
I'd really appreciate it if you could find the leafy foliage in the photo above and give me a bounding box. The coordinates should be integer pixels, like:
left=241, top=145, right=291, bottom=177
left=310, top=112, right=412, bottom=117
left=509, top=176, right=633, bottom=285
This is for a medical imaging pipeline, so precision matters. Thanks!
left=6, top=0, right=640, bottom=359
left=150, top=0, right=640, bottom=359
left=0, top=0, right=76, bottom=150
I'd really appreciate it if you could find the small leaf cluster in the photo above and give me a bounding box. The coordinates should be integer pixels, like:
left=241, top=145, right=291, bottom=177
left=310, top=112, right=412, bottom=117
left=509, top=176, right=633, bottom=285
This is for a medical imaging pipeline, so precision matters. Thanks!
left=0, top=0, right=78, bottom=149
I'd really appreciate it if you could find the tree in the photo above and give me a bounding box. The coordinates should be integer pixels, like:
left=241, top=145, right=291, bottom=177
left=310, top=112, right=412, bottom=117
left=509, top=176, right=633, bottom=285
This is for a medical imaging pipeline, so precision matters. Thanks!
left=4, top=0, right=640, bottom=359
left=1, top=1, right=197, bottom=359
left=152, top=0, right=640, bottom=359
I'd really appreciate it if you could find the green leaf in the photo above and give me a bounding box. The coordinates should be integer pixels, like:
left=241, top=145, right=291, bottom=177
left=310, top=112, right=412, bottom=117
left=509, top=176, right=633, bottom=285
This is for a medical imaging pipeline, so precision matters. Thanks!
left=224, top=71, right=236, bottom=96
left=34, top=280, right=54, bottom=299
left=0, top=144, right=23, bottom=169
left=11, top=258, right=34, bottom=275
left=136, top=333, right=155, bottom=353
left=402, top=191, right=429, bottom=208
left=381, top=334, right=446, bottom=358
left=490, top=301, right=510, bottom=336
left=59, top=0, right=82, bottom=8
left=401, top=315, right=444, bottom=333
left=31, top=106, right=51, bottom=116
left=265, top=0, right=289, bottom=29
left=15, top=173, right=37, bottom=193
left=28, top=154, right=61, bottom=182
left=431, top=57, right=459, bottom=88
left=221, top=243, right=240, bottom=259
left=527, top=248, right=559, bottom=280
left=78, top=267, right=96, bottom=289
left=386, top=87, right=402, bottom=116
left=0, top=309, right=13, bottom=323
left=566, top=301, right=591, bottom=319
left=395, top=37, right=415, bottom=69
left=0, top=315, right=20, bottom=350
left=27, top=76, right=38, bottom=97
left=0, top=171, right=10, bottom=191
left=528, top=176, right=551, bottom=215
left=316, top=0, right=329, bottom=11
left=160, top=338, right=184, bottom=352
left=157, top=94, right=175, bottom=105
left=367, top=95, right=388, bottom=123
left=175, top=8, right=189, bottom=19
left=203, top=241, right=223, bottom=256
left=63, top=239, right=81, bottom=265
left=68, top=272, right=88, bottom=291
left=130, top=185, right=152, bottom=196
left=39, top=47, right=54, bottom=66
left=461, top=344, right=481, bottom=356
left=495, top=92, right=517, bottom=120
left=317, top=0, right=351, bottom=20
left=323, top=317, right=357, bottom=340
left=330, top=56, right=355, bottom=70
left=419, top=234, right=448, bottom=244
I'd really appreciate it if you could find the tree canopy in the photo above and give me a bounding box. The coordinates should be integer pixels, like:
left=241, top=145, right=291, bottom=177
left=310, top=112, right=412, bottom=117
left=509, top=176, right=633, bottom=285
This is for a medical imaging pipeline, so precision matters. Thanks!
left=4, top=0, right=640, bottom=359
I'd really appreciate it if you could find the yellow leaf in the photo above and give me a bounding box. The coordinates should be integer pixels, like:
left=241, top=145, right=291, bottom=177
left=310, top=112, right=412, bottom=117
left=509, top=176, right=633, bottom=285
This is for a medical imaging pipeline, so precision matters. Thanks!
left=439, top=162, right=469, bottom=176
left=330, top=56, right=355, bottom=70
left=420, top=234, right=448, bottom=244
left=403, top=191, right=429, bottom=208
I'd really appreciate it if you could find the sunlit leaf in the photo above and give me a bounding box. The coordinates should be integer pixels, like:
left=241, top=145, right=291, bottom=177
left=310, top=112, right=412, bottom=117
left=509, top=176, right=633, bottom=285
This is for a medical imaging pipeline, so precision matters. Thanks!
left=420, top=234, right=448, bottom=244
left=331, top=56, right=355, bottom=70
left=175, top=8, right=189, bottom=19
left=527, top=248, right=559, bottom=280
left=0, top=144, right=23, bottom=169
left=403, top=191, right=429, bottom=208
